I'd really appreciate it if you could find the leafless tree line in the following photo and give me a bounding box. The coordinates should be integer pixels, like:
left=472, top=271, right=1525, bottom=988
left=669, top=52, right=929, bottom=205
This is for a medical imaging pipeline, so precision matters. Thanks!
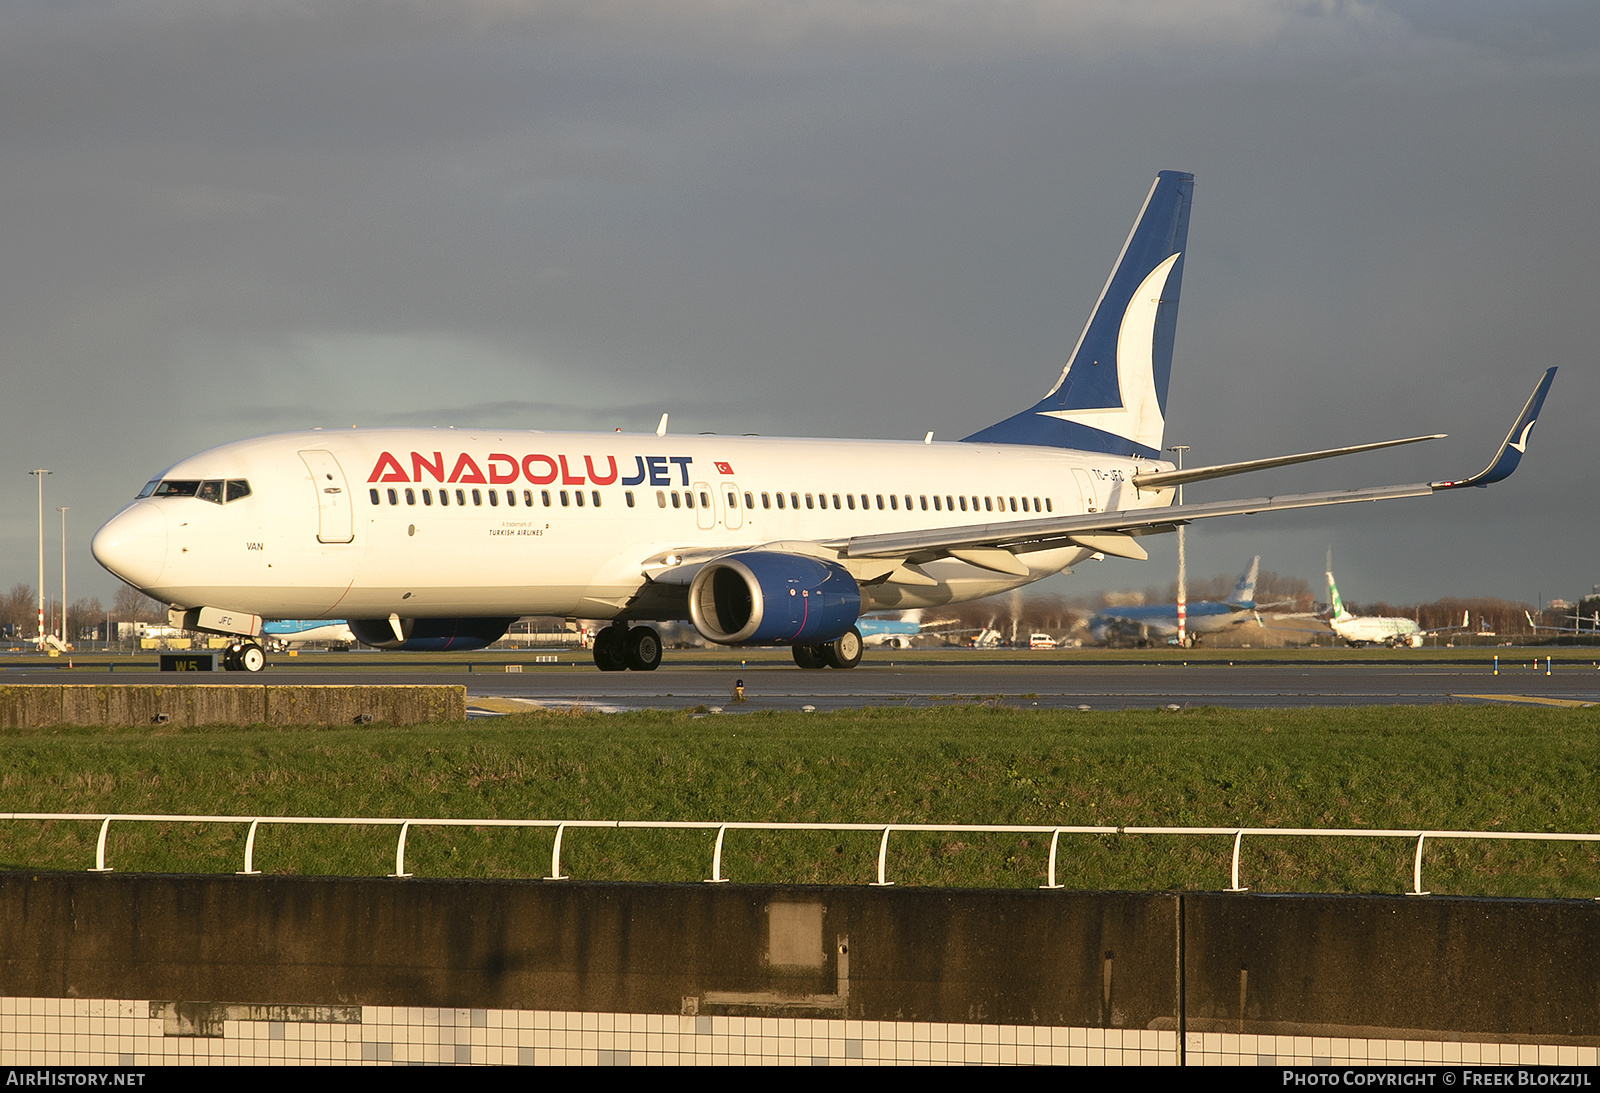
left=0, top=582, right=166, bottom=640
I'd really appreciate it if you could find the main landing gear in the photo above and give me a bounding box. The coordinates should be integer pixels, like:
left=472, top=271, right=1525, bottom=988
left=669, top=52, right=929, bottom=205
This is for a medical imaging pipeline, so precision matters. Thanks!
left=593, top=624, right=662, bottom=672
left=221, top=641, right=265, bottom=672
left=792, top=627, right=863, bottom=670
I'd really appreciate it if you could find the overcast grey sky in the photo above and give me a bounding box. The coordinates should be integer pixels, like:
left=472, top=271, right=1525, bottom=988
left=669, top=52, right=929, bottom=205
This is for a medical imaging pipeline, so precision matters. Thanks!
left=3, top=0, right=1596, bottom=610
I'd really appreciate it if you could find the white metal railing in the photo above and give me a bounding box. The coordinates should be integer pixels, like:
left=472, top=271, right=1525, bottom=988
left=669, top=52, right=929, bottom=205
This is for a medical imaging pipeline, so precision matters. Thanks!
left=6, top=812, right=1600, bottom=895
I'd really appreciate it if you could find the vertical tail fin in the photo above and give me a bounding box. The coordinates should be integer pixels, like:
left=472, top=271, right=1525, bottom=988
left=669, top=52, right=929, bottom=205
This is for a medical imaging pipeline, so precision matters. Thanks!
left=964, top=170, right=1194, bottom=455
left=1227, top=556, right=1260, bottom=605
left=1326, top=571, right=1349, bottom=621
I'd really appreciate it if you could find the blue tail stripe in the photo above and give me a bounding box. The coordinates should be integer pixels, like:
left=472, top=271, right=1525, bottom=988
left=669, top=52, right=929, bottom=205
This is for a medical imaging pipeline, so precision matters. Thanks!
left=963, top=170, right=1193, bottom=454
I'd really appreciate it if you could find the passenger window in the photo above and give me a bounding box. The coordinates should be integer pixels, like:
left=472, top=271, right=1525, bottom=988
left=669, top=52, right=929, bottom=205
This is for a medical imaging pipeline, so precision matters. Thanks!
left=790, top=492, right=799, bottom=509
left=946, top=496, right=954, bottom=511
left=561, top=490, right=571, bottom=507
left=489, top=490, right=498, bottom=506
left=472, top=489, right=482, bottom=506
left=1035, top=497, right=1042, bottom=512
left=984, top=497, right=992, bottom=512
left=422, top=489, right=433, bottom=506
left=671, top=491, right=680, bottom=508
left=832, top=493, right=841, bottom=509
left=439, top=490, right=449, bottom=507
left=890, top=495, right=898, bottom=510
left=656, top=491, right=666, bottom=508
left=575, top=490, right=584, bottom=507
left=505, top=490, right=515, bottom=507
left=959, top=497, right=967, bottom=511
left=684, top=491, right=694, bottom=510
left=876, top=495, right=884, bottom=510
left=626, top=491, right=635, bottom=508
left=456, top=489, right=466, bottom=506
left=776, top=493, right=785, bottom=510
left=744, top=492, right=754, bottom=509
left=846, top=494, right=855, bottom=510
left=932, top=496, right=941, bottom=511
left=370, top=489, right=381, bottom=505
left=405, top=488, right=416, bottom=505
left=920, top=496, right=928, bottom=511
left=387, top=488, right=398, bottom=505
left=699, top=491, right=709, bottom=508
left=805, top=493, right=814, bottom=510
left=1020, top=497, right=1028, bottom=512
left=1045, top=498, right=1053, bottom=513
left=226, top=480, right=252, bottom=503
left=816, top=494, right=826, bottom=510
left=591, top=490, right=601, bottom=507
left=905, top=495, right=913, bottom=510
left=1009, top=497, right=1017, bottom=512
left=762, top=492, right=771, bottom=509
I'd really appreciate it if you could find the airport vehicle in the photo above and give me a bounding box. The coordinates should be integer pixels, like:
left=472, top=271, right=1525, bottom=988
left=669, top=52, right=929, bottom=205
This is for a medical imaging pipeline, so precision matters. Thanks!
left=90, top=171, right=1555, bottom=673
left=1087, top=555, right=1264, bottom=646
left=1028, top=633, right=1058, bottom=649
left=1325, top=569, right=1467, bottom=648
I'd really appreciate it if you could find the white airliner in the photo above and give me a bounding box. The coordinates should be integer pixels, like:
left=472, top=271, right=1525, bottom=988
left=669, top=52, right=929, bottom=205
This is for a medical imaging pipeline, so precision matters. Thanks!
left=1325, top=568, right=1467, bottom=648
left=90, top=171, right=1555, bottom=673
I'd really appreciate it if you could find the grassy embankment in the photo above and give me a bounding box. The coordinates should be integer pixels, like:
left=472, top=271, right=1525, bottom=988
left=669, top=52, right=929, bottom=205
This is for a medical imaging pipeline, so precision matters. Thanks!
left=2, top=704, right=1596, bottom=896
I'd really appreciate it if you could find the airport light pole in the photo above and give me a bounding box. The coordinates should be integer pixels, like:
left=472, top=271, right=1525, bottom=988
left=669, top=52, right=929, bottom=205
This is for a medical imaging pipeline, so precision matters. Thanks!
left=29, top=469, right=50, bottom=646
left=57, top=507, right=68, bottom=645
left=1167, top=446, right=1189, bottom=648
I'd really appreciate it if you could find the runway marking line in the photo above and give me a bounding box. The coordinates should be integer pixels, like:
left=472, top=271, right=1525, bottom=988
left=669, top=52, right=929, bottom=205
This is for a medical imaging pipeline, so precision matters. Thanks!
left=1453, top=694, right=1597, bottom=709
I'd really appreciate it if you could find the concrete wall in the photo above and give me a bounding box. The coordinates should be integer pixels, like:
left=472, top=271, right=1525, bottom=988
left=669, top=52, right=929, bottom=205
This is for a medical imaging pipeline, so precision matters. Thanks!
left=0, top=872, right=1594, bottom=1049
left=0, top=685, right=465, bottom=727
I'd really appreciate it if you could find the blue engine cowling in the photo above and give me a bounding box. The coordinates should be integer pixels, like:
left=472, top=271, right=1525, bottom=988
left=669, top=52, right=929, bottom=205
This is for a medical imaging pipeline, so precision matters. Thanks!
left=687, top=552, right=862, bottom=645
left=348, top=616, right=517, bottom=651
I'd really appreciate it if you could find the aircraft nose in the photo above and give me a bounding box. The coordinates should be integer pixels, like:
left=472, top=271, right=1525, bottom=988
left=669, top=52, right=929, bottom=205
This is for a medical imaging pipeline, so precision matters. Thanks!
left=92, top=502, right=168, bottom=590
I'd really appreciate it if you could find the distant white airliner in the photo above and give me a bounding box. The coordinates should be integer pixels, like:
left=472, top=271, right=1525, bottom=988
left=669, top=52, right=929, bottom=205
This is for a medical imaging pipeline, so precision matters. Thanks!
left=90, top=172, right=1555, bottom=673
left=1325, top=569, right=1467, bottom=648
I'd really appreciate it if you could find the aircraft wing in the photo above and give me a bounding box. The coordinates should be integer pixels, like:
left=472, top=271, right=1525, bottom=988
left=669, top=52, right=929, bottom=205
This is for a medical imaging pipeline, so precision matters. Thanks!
left=841, top=369, right=1554, bottom=563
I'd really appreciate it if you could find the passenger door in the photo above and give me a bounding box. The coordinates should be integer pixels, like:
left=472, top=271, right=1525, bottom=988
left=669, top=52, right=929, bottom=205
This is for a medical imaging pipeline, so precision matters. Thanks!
left=298, top=450, right=355, bottom=543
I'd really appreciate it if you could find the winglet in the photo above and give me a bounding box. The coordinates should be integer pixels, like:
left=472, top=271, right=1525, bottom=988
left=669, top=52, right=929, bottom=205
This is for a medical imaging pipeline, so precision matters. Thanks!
left=1432, top=368, right=1556, bottom=490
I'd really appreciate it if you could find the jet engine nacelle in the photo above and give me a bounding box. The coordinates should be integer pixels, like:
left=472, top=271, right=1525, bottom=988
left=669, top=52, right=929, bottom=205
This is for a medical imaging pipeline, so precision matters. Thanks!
left=348, top=616, right=518, bottom=652
left=688, top=551, right=862, bottom=646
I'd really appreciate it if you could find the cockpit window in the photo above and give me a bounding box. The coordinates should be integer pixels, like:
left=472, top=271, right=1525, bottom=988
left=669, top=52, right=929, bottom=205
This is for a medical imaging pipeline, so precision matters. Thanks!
left=150, top=478, right=252, bottom=504
left=136, top=478, right=161, bottom=499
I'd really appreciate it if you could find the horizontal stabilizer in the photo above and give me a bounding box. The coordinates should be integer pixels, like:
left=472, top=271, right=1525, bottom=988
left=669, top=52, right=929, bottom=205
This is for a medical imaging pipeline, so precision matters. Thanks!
left=1131, top=434, right=1445, bottom=492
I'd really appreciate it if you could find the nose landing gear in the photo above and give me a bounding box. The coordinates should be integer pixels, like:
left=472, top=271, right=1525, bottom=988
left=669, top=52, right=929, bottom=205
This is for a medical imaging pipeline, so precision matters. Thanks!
left=221, top=642, right=266, bottom=672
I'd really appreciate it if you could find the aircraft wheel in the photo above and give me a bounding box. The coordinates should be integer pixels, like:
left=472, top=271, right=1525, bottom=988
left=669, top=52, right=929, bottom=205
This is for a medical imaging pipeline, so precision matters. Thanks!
left=239, top=643, right=266, bottom=673
left=592, top=626, right=628, bottom=671
left=221, top=645, right=242, bottom=671
left=625, top=626, right=662, bottom=672
left=822, top=627, right=863, bottom=669
left=792, top=643, right=826, bottom=669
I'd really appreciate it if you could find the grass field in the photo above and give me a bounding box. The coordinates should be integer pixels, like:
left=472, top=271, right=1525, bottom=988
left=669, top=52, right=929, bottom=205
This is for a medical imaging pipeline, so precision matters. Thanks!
left=2, top=703, right=1597, bottom=897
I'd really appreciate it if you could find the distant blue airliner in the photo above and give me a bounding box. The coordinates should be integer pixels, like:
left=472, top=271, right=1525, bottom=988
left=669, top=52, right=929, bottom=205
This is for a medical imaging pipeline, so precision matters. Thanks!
left=1087, top=557, right=1261, bottom=647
